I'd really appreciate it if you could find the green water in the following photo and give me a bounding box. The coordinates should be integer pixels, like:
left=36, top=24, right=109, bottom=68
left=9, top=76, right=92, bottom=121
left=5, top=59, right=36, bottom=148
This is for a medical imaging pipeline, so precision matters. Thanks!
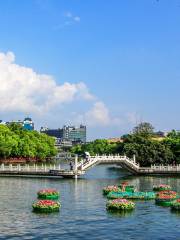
left=0, top=164, right=180, bottom=239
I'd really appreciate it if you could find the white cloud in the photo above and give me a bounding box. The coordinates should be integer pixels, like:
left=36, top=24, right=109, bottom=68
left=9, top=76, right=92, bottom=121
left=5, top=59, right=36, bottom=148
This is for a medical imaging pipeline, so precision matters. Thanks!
left=75, top=101, right=122, bottom=127
left=64, top=11, right=80, bottom=23
left=74, top=16, right=80, bottom=22
left=73, top=102, right=139, bottom=129
left=54, top=11, right=80, bottom=30
left=0, top=51, right=94, bottom=114
left=0, top=51, right=138, bottom=134
left=85, top=101, right=111, bottom=126
left=65, top=11, right=73, bottom=18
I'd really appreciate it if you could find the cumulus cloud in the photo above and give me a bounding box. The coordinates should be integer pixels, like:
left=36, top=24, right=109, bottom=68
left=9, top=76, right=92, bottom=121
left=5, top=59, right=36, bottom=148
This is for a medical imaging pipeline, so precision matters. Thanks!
left=73, top=102, right=139, bottom=129
left=85, top=101, right=111, bottom=126
left=0, top=51, right=94, bottom=114
left=75, top=101, right=123, bottom=127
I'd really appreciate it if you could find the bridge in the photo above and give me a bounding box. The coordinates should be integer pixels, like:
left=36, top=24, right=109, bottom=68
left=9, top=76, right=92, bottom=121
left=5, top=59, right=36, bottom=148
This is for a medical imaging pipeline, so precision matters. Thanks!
left=0, top=155, right=180, bottom=178
left=76, top=154, right=140, bottom=174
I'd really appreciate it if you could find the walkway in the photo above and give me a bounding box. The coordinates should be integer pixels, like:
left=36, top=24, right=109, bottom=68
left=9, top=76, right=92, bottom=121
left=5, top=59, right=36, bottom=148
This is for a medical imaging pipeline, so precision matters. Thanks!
left=0, top=155, right=180, bottom=178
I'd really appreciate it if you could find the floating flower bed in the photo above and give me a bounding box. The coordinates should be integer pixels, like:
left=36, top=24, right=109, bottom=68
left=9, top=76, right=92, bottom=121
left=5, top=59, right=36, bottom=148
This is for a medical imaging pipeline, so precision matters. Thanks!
left=103, top=186, right=121, bottom=195
left=32, top=200, right=61, bottom=213
left=106, top=198, right=135, bottom=211
left=171, top=199, right=180, bottom=211
left=155, top=191, right=177, bottom=207
left=107, top=191, right=155, bottom=200
left=156, top=190, right=177, bottom=198
left=37, top=189, right=60, bottom=200
left=119, top=182, right=136, bottom=192
left=153, top=184, right=171, bottom=191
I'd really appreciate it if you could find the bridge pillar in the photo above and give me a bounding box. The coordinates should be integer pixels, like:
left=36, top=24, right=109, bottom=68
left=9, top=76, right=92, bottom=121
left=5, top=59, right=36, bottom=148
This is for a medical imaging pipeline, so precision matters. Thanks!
left=10, top=164, right=12, bottom=171
left=18, top=164, right=21, bottom=171
left=1, top=163, right=4, bottom=171
left=133, top=155, right=136, bottom=163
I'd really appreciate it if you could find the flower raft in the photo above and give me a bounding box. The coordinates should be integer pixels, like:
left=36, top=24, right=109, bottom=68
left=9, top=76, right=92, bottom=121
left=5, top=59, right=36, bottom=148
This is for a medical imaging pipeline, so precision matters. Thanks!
left=103, top=186, right=121, bottom=195
left=106, top=199, right=135, bottom=211
left=37, top=189, right=60, bottom=200
left=32, top=200, right=61, bottom=213
left=119, top=182, right=136, bottom=193
left=155, top=191, right=177, bottom=207
left=107, top=191, right=156, bottom=200
left=153, top=184, right=171, bottom=191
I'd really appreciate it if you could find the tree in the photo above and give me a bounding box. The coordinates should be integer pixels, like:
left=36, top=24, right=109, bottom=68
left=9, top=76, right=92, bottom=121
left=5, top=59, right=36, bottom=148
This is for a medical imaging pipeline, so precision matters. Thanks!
left=0, top=124, right=57, bottom=161
left=133, top=122, right=154, bottom=137
left=164, top=130, right=180, bottom=164
left=123, top=138, right=173, bottom=167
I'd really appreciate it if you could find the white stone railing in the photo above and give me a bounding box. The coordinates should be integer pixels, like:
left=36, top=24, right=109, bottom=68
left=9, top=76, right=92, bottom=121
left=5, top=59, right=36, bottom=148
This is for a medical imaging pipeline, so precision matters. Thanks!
left=150, top=164, right=180, bottom=171
left=0, top=164, right=61, bottom=172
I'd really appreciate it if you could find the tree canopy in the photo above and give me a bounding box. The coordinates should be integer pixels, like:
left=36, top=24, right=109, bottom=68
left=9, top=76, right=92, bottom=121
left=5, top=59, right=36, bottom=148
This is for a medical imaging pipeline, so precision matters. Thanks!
left=71, top=122, right=179, bottom=167
left=0, top=123, right=57, bottom=161
left=133, top=122, right=154, bottom=137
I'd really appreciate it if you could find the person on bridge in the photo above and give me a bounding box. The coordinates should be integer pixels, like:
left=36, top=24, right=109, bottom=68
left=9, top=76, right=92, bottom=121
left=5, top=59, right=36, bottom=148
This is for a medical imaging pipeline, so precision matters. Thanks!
left=69, top=161, right=73, bottom=171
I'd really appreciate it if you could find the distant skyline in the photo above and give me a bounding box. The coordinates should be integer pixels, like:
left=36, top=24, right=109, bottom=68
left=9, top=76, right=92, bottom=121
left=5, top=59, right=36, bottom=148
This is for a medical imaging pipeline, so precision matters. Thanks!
left=0, top=0, right=180, bottom=140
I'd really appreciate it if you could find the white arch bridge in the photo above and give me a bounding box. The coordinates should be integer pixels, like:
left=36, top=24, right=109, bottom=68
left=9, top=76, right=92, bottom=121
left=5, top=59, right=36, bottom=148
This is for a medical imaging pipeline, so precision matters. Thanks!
left=76, top=154, right=139, bottom=174
left=0, top=154, right=180, bottom=178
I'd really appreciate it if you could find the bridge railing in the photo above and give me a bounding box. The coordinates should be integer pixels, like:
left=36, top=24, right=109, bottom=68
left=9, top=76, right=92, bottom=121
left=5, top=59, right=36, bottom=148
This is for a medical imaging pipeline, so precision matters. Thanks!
left=77, top=154, right=140, bottom=171
left=0, top=164, right=62, bottom=172
left=150, top=164, right=180, bottom=171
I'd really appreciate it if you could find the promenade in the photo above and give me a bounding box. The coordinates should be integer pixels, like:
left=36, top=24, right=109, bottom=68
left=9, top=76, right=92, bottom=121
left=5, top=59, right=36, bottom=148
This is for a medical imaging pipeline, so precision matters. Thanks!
left=0, top=155, right=180, bottom=178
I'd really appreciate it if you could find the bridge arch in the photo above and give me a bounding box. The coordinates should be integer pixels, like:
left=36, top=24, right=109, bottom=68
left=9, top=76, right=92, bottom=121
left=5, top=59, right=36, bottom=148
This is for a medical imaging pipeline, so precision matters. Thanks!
left=76, top=154, right=140, bottom=174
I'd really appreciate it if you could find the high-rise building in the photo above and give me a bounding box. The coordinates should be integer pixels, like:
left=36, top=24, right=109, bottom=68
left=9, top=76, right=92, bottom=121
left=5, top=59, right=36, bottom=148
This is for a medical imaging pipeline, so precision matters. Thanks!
left=40, top=124, right=86, bottom=144
left=63, top=125, right=86, bottom=143
left=40, top=127, right=63, bottom=139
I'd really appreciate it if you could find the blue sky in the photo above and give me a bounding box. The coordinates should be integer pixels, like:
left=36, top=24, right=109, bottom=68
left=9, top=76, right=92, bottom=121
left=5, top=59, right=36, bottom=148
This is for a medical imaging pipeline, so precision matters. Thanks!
left=0, top=0, right=180, bottom=139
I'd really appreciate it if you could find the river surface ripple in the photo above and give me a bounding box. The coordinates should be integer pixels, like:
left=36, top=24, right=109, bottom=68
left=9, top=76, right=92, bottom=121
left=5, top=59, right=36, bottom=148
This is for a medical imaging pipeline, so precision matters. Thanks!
left=0, top=164, right=180, bottom=240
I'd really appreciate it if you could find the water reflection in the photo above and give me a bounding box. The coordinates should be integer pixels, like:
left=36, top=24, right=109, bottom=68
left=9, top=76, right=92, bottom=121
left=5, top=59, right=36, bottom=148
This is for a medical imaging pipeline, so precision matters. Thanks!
left=107, top=209, right=135, bottom=218
left=0, top=164, right=180, bottom=239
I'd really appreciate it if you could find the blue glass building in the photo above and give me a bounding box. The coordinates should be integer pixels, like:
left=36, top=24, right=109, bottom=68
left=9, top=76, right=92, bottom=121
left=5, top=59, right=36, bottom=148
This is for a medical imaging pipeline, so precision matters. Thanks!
left=23, top=117, right=34, bottom=130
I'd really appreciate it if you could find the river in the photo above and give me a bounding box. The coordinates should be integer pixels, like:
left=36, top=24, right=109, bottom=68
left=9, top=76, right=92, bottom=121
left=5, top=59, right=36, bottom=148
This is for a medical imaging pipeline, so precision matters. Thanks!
left=0, top=164, right=180, bottom=239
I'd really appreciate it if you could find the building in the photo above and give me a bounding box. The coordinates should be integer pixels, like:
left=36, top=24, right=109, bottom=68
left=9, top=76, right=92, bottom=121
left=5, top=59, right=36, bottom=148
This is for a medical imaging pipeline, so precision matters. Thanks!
left=107, top=138, right=124, bottom=143
left=6, top=120, right=23, bottom=126
left=40, top=127, right=63, bottom=139
left=63, top=125, right=86, bottom=143
left=154, top=131, right=167, bottom=138
left=0, top=120, right=6, bottom=125
left=23, top=117, right=34, bottom=130
left=5, top=117, right=34, bottom=131
left=40, top=124, right=86, bottom=144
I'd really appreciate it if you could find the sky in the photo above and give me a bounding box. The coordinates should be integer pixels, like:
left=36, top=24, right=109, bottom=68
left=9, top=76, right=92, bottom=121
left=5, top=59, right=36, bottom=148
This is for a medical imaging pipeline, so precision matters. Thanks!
left=0, top=0, right=180, bottom=140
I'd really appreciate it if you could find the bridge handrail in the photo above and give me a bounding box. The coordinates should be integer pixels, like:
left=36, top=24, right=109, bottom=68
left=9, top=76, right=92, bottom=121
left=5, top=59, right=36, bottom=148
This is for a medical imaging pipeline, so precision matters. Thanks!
left=0, top=164, right=61, bottom=172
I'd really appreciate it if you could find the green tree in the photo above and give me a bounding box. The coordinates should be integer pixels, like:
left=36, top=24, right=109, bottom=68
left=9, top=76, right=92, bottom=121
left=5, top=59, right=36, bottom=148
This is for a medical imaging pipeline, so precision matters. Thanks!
left=133, top=122, right=154, bottom=137
left=0, top=124, right=57, bottom=161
